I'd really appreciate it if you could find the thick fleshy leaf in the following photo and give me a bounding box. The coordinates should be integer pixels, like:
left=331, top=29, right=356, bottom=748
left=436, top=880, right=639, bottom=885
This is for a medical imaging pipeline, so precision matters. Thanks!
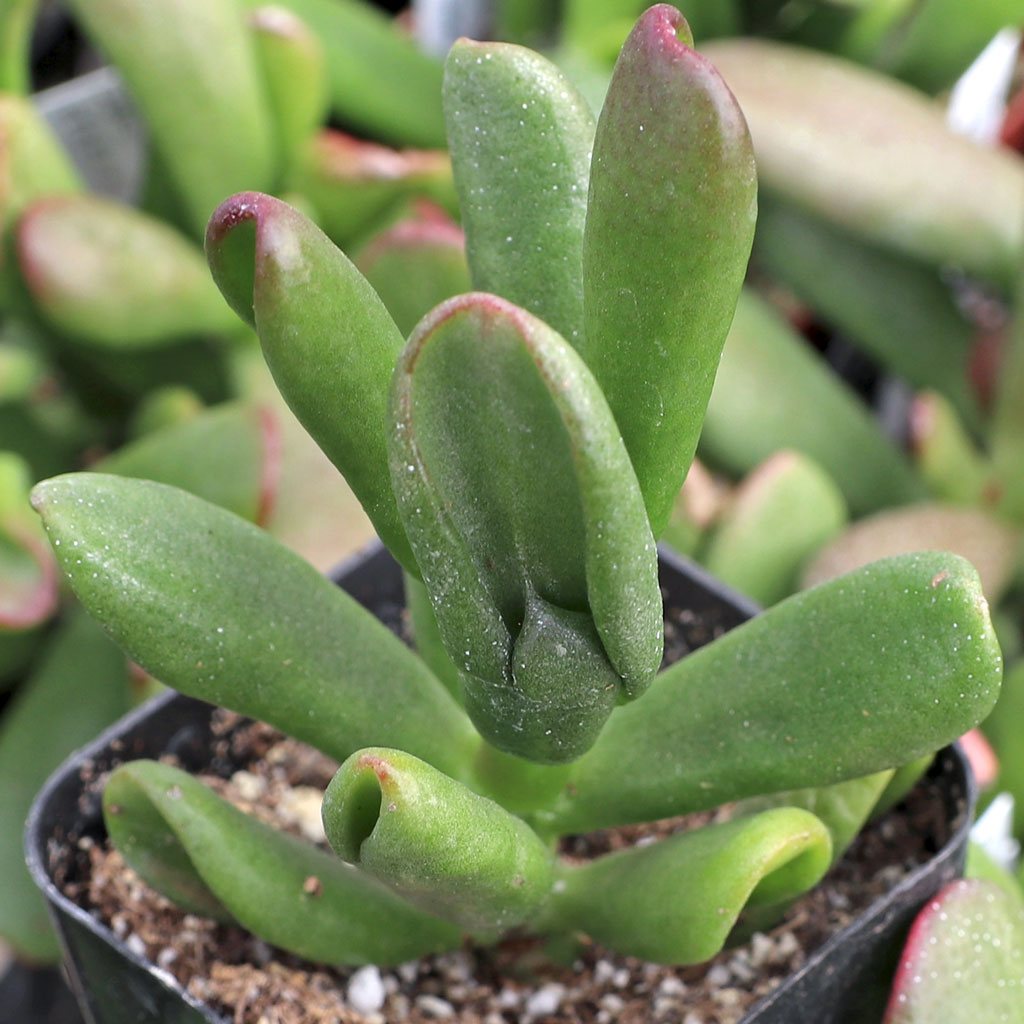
left=31, top=473, right=478, bottom=779
left=883, top=880, right=1024, bottom=1023
left=0, top=94, right=80, bottom=222
left=543, top=551, right=1002, bottom=833
left=357, top=215, right=471, bottom=337
left=16, top=195, right=238, bottom=347
left=288, top=131, right=455, bottom=248
left=909, top=391, right=990, bottom=506
left=0, top=608, right=130, bottom=961
left=0, top=452, right=56, bottom=630
left=754, top=196, right=981, bottom=430
left=237, top=0, right=446, bottom=147
left=579, top=5, right=757, bottom=535
left=702, top=450, right=847, bottom=606
left=701, top=37, right=1024, bottom=291
left=324, top=747, right=554, bottom=932
left=702, top=290, right=926, bottom=516
left=801, top=503, right=1021, bottom=603
left=547, top=807, right=830, bottom=963
left=982, top=660, right=1024, bottom=838
left=248, top=5, right=329, bottom=180
left=0, top=0, right=36, bottom=93
left=63, top=0, right=276, bottom=236
left=734, top=769, right=894, bottom=864
left=389, top=293, right=661, bottom=763
left=443, top=38, right=594, bottom=344
left=96, top=402, right=280, bottom=526
left=104, top=760, right=463, bottom=965
left=206, top=191, right=414, bottom=570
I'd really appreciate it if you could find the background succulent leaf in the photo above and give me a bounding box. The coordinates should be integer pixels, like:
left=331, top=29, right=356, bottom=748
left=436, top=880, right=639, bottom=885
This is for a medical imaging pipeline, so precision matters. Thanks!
left=287, top=132, right=455, bottom=250
left=909, top=391, right=991, bottom=506
left=883, top=879, right=1024, bottom=1023
left=31, top=473, right=479, bottom=779
left=548, top=807, right=831, bottom=963
left=579, top=4, right=757, bottom=536
left=324, top=747, right=554, bottom=933
left=104, top=759, right=463, bottom=966
left=702, top=37, right=1024, bottom=291
left=753, top=195, right=981, bottom=431
left=702, top=290, right=926, bottom=516
left=61, top=0, right=277, bottom=237
left=356, top=214, right=471, bottom=337
left=0, top=451, right=56, bottom=630
left=15, top=195, right=238, bottom=347
left=0, top=607, right=130, bottom=961
left=700, top=450, right=848, bottom=605
left=247, top=4, right=329, bottom=182
left=238, top=0, right=447, bottom=147
left=801, top=503, right=1021, bottom=604
left=443, top=37, right=594, bottom=344
left=95, top=401, right=280, bottom=526
left=206, top=191, right=415, bottom=570
left=388, top=293, right=661, bottom=763
left=546, top=551, right=1001, bottom=833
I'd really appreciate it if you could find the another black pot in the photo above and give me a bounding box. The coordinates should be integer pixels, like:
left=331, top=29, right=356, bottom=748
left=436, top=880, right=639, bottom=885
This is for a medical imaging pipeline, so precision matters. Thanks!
left=25, top=542, right=976, bottom=1024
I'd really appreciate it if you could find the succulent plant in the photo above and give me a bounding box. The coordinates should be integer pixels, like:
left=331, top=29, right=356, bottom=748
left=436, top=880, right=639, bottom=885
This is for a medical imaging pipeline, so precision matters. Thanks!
left=29, top=6, right=1003, bottom=971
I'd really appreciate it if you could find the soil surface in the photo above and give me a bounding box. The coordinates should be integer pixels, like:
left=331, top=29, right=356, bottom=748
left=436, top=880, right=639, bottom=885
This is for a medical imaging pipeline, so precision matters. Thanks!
left=58, top=709, right=956, bottom=1024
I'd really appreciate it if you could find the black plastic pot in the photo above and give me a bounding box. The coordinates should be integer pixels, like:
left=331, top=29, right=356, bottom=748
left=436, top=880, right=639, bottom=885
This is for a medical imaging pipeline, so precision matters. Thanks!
left=26, top=542, right=976, bottom=1024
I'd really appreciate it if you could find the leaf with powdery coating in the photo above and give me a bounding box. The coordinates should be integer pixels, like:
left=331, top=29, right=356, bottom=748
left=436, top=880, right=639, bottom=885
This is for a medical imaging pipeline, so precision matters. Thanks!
left=389, top=293, right=661, bottom=764
left=884, top=880, right=1024, bottom=1023
left=580, top=5, right=757, bottom=536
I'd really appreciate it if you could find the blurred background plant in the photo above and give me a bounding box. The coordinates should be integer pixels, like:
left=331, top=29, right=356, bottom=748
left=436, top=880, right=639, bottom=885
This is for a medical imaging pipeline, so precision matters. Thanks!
left=8, top=0, right=1024, bottom=1018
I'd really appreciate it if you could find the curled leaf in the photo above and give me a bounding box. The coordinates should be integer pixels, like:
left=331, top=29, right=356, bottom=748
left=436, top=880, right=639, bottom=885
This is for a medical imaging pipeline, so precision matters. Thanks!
left=104, top=760, right=463, bottom=965
left=388, top=293, right=661, bottom=763
left=324, top=747, right=554, bottom=932
left=548, top=807, right=831, bottom=963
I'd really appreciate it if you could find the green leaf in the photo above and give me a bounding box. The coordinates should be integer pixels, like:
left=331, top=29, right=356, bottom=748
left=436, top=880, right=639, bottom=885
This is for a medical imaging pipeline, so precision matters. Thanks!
left=357, top=215, right=471, bottom=338
left=0, top=451, right=56, bottom=630
left=104, top=760, right=463, bottom=965
left=883, top=880, right=1024, bottom=1023
left=443, top=38, right=595, bottom=344
left=733, top=769, right=894, bottom=864
left=544, top=551, right=1002, bottom=833
left=547, top=807, right=831, bottom=963
left=15, top=195, right=238, bottom=347
left=288, top=131, right=455, bottom=249
left=237, top=0, right=447, bottom=148
left=0, top=608, right=130, bottom=961
left=909, top=391, right=991, bottom=506
left=96, top=401, right=279, bottom=525
left=0, top=0, right=37, bottom=94
left=702, top=450, right=847, bottom=606
left=754, top=195, right=981, bottom=431
left=801, top=503, right=1021, bottom=604
left=702, top=289, right=926, bottom=516
left=701, top=37, right=1024, bottom=291
left=62, top=0, right=276, bottom=237
left=579, top=5, right=757, bottom=535
left=247, top=5, right=329, bottom=181
left=324, top=747, right=554, bottom=932
left=389, top=293, right=661, bottom=763
left=0, top=94, right=81, bottom=222
left=31, top=473, right=479, bottom=779
left=206, top=191, right=415, bottom=571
